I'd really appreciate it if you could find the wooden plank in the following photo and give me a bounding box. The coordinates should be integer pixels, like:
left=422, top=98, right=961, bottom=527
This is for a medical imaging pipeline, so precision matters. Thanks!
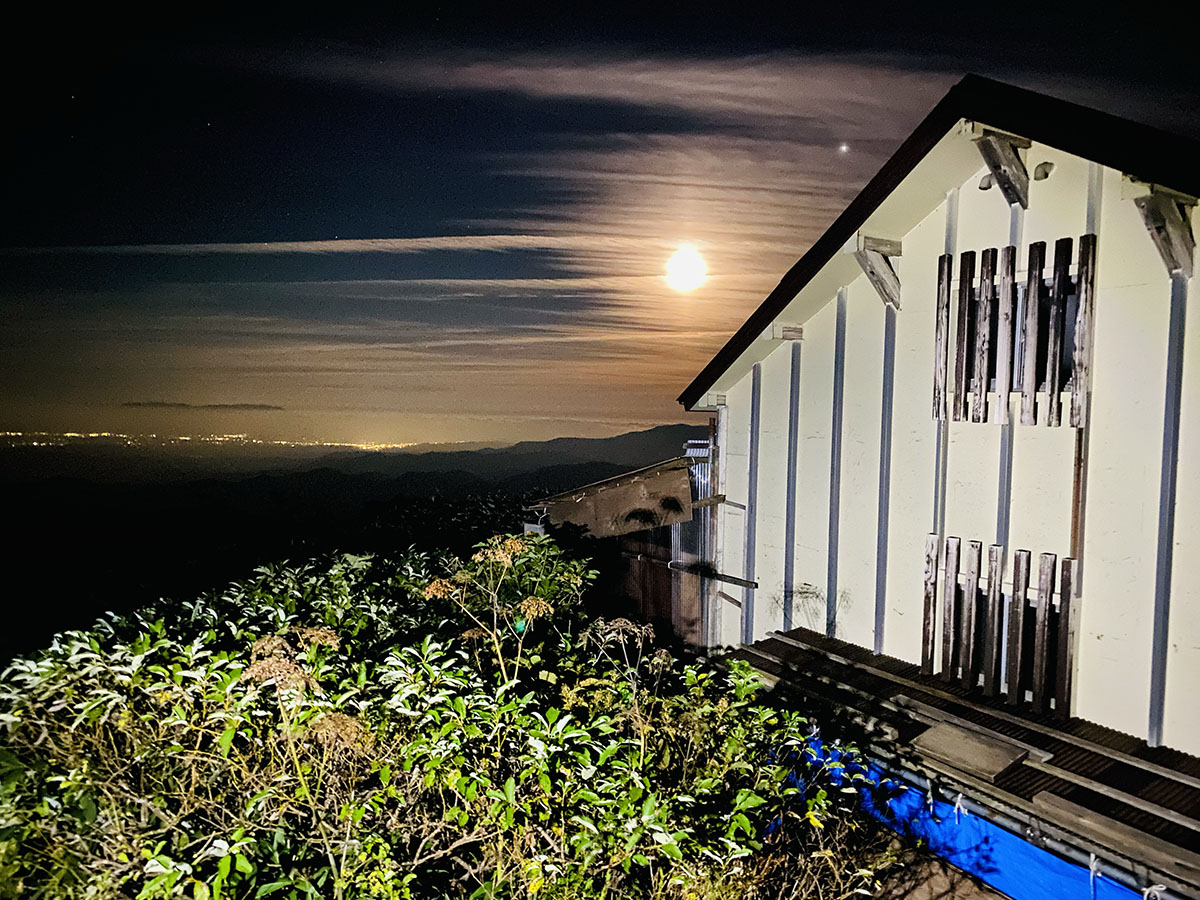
left=942, top=536, right=961, bottom=681
left=853, top=247, right=902, bottom=309
left=1045, top=237, right=1072, bottom=427
left=1032, top=792, right=1200, bottom=888
left=1071, top=233, right=1097, bottom=428
left=933, top=254, right=952, bottom=421
left=860, top=234, right=903, bottom=257
left=911, top=721, right=1027, bottom=783
left=1031, top=552, right=1057, bottom=712
left=766, top=628, right=1200, bottom=792
left=974, top=133, right=1030, bottom=209
left=922, top=533, right=938, bottom=675
left=1055, top=558, right=1078, bottom=718
left=983, top=544, right=1005, bottom=696
left=1007, top=549, right=1031, bottom=705
left=995, top=246, right=1017, bottom=425
left=953, top=251, right=976, bottom=422
left=972, top=248, right=996, bottom=422
left=1020, top=242, right=1045, bottom=425
left=960, top=541, right=982, bottom=687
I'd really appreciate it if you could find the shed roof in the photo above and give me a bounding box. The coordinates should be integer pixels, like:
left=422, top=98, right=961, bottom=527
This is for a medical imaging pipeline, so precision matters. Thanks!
left=678, top=74, right=1200, bottom=410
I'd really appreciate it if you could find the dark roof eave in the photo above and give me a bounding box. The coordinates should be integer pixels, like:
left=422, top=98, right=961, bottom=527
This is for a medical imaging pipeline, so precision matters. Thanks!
left=678, top=74, right=1200, bottom=411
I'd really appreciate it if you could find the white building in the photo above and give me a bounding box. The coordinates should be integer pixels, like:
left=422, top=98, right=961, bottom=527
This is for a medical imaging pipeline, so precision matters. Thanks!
left=678, top=75, right=1200, bottom=898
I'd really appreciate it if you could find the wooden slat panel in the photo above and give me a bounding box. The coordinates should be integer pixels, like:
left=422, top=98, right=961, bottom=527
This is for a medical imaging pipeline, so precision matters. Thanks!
left=973, top=248, right=996, bottom=422
left=1007, top=549, right=1031, bottom=705
left=1020, top=242, right=1045, bottom=425
left=1071, top=234, right=1098, bottom=428
left=1045, top=237, right=1073, bottom=427
left=983, top=544, right=1005, bottom=696
left=933, top=254, right=952, bottom=421
left=961, top=541, right=982, bottom=686
left=1031, top=552, right=1057, bottom=712
left=923, top=533, right=939, bottom=675
left=942, top=537, right=961, bottom=681
left=995, top=246, right=1017, bottom=425
left=1055, top=558, right=1078, bottom=718
left=953, top=251, right=976, bottom=421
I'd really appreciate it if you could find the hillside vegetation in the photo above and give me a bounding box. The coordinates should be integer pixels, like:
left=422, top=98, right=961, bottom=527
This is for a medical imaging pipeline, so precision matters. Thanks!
left=0, top=535, right=900, bottom=899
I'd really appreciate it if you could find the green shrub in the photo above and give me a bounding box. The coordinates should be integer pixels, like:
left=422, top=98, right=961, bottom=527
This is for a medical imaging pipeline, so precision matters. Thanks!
left=0, top=536, right=897, bottom=900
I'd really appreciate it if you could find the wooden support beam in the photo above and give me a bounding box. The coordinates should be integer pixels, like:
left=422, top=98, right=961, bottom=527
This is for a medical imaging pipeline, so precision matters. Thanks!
left=1134, top=189, right=1196, bottom=278
left=1045, top=237, right=1073, bottom=427
left=854, top=247, right=902, bottom=309
left=942, top=536, right=961, bottom=682
left=982, top=544, right=1005, bottom=696
left=770, top=323, right=805, bottom=341
left=1055, top=558, right=1077, bottom=718
left=975, top=132, right=1030, bottom=209
left=973, top=248, right=996, bottom=422
left=995, top=246, right=1017, bottom=425
left=1007, top=549, right=1031, bottom=705
left=922, top=534, right=939, bottom=676
left=961, top=541, right=982, bottom=687
left=1031, top=553, right=1057, bottom=712
left=1071, top=234, right=1098, bottom=429
left=1020, top=242, right=1045, bottom=425
left=953, top=251, right=976, bottom=422
left=933, top=254, right=952, bottom=421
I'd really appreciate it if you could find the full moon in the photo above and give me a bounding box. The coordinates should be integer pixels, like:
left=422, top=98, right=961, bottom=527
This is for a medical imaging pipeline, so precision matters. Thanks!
left=665, top=245, right=708, bottom=292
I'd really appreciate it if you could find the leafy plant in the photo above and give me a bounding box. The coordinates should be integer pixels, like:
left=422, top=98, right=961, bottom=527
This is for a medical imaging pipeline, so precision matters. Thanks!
left=0, top=534, right=900, bottom=899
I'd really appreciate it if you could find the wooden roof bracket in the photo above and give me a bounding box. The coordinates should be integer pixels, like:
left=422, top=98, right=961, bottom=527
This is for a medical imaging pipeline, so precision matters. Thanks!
left=1127, top=179, right=1196, bottom=278
left=971, top=124, right=1032, bottom=209
left=845, top=232, right=902, bottom=309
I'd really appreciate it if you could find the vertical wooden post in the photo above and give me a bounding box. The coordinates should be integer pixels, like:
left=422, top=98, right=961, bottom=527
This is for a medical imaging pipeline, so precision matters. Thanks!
left=1031, top=553, right=1057, bottom=712
left=961, top=541, right=983, bottom=687
left=942, top=536, right=961, bottom=681
left=933, top=254, right=952, bottom=421
left=1020, top=242, right=1046, bottom=425
left=983, top=545, right=1005, bottom=696
left=953, top=252, right=976, bottom=421
left=973, top=249, right=996, bottom=422
left=923, top=533, right=939, bottom=676
left=1045, top=238, right=1073, bottom=427
left=995, top=246, right=1017, bottom=425
left=1071, top=234, right=1098, bottom=428
left=1055, top=558, right=1078, bottom=718
left=1007, top=549, right=1031, bottom=705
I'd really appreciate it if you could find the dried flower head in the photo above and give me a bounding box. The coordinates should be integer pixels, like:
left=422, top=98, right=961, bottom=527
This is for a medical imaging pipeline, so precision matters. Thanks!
left=461, top=627, right=488, bottom=642
left=251, top=635, right=290, bottom=661
left=291, top=626, right=340, bottom=650
left=423, top=578, right=455, bottom=600
left=309, top=712, right=369, bottom=752
left=648, top=648, right=674, bottom=676
left=244, top=656, right=315, bottom=691
left=516, top=596, right=553, bottom=622
left=580, top=617, right=655, bottom=650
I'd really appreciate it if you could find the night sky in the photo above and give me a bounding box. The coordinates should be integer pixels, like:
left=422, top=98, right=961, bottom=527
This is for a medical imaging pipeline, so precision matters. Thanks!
left=3, top=5, right=1196, bottom=444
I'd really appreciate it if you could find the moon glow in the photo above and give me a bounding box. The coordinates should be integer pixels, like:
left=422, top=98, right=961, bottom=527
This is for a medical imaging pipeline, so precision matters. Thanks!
left=665, top=245, right=708, bottom=292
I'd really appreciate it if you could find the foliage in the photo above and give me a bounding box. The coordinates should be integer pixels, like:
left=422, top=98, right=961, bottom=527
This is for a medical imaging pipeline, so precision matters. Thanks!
left=0, top=535, right=900, bottom=899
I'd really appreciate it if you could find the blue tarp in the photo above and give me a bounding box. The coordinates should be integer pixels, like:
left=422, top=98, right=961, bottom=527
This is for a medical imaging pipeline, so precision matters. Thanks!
left=795, top=737, right=1150, bottom=900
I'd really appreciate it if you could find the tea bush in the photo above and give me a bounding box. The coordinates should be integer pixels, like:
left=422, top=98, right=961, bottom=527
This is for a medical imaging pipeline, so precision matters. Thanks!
left=0, top=535, right=898, bottom=899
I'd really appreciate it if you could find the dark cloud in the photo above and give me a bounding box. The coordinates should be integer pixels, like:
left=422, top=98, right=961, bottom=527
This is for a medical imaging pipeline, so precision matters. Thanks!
left=121, top=402, right=285, bottom=411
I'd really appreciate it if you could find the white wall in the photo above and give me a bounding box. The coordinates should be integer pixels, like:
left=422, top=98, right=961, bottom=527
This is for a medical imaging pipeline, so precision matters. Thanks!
left=792, top=298, right=836, bottom=632
left=835, top=277, right=884, bottom=646
left=1074, top=167, right=1174, bottom=742
left=751, top=342, right=796, bottom=638
left=1167, top=242, right=1200, bottom=754
left=883, top=199, right=943, bottom=662
left=707, top=132, right=1200, bottom=757
left=718, top=374, right=752, bottom=647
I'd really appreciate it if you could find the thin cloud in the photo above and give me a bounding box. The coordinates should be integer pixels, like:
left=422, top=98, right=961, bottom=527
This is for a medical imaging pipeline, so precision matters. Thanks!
left=121, top=401, right=285, bottom=411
